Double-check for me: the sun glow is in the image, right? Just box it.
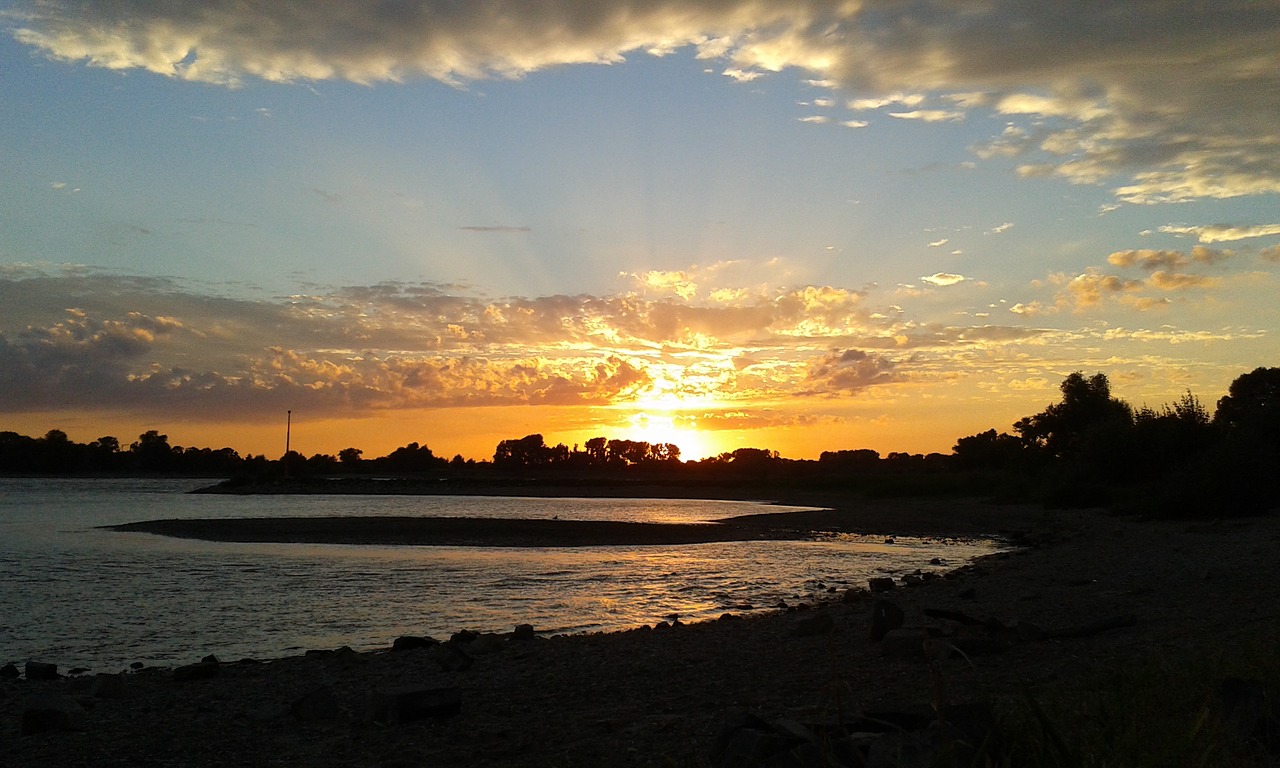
[615,409,722,461]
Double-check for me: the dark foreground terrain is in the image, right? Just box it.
[5,499,1279,766]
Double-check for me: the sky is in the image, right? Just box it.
[1,1,1278,462]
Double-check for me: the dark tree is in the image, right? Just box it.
[338,447,363,466]
[1214,367,1280,435]
[1014,372,1133,458]
[131,430,176,472]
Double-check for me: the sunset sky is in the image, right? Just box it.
[2,1,1278,461]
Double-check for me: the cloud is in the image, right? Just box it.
[804,348,899,394]
[12,2,1278,203]
[920,273,967,287]
[889,109,965,123]
[928,239,949,248]
[1108,249,1187,272]
[840,119,868,129]
[797,115,829,124]
[460,225,532,233]
[1158,223,1280,243]
[988,222,1014,235]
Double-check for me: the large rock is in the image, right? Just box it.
[512,623,536,640]
[367,686,461,724]
[869,577,896,593]
[25,661,59,680]
[391,635,438,652]
[1,662,20,679]
[869,599,905,642]
[429,643,475,672]
[173,660,220,681]
[467,633,505,655]
[22,695,85,735]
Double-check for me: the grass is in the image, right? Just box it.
[993,629,1280,767]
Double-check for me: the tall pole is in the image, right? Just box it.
[285,410,292,479]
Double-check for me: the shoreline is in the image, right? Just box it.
[7,500,1278,765]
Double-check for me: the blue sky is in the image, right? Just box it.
[1,1,1277,460]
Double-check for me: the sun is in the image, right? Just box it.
[615,410,723,461]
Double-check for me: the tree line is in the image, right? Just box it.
[3,366,1276,515]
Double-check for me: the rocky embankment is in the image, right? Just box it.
[4,503,1279,766]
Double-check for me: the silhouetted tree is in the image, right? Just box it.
[1214,367,1280,437]
[131,430,175,473]
[952,430,1024,471]
[1014,372,1133,458]
[338,447,363,466]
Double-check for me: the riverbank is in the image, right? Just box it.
[5,500,1278,766]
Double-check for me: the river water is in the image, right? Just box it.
[0,478,998,672]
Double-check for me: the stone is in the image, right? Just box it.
[173,661,220,681]
[429,642,474,672]
[0,662,19,679]
[869,599,905,642]
[881,629,927,660]
[391,635,438,652]
[367,686,461,724]
[90,672,127,699]
[22,695,85,735]
[450,629,479,645]
[291,684,342,722]
[25,661,59,680]
[790,611,835,638]
[512,623,536,640]
[200,654,220,665]
[467,633,504,655]
[869,577,896,593]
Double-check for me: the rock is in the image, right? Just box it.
[450,630,479,645]
[869,577,896,593]
[429,643,474,672]
[467,633,504,655]
[929,557,943,565]
[90,673,127,699]
[957,587,977,599]
[869,599,905,642]
[512,623,536,640]
[200,654,220,664]
[718,613,738,622]
[22,695,85,735]
[842,588,867,603]
[25,661,59,680]
[881,629,927,660]
[790,611,835,638]
[129,661,145,670]
[1,662,19,679]
[172,661,220,681]
[391,635,438,652]
[367,686,461,724]
[291,684,342,722]
[653,621,671,630]
[68,667,89,676]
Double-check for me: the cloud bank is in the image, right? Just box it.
[8,1,1279,203]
